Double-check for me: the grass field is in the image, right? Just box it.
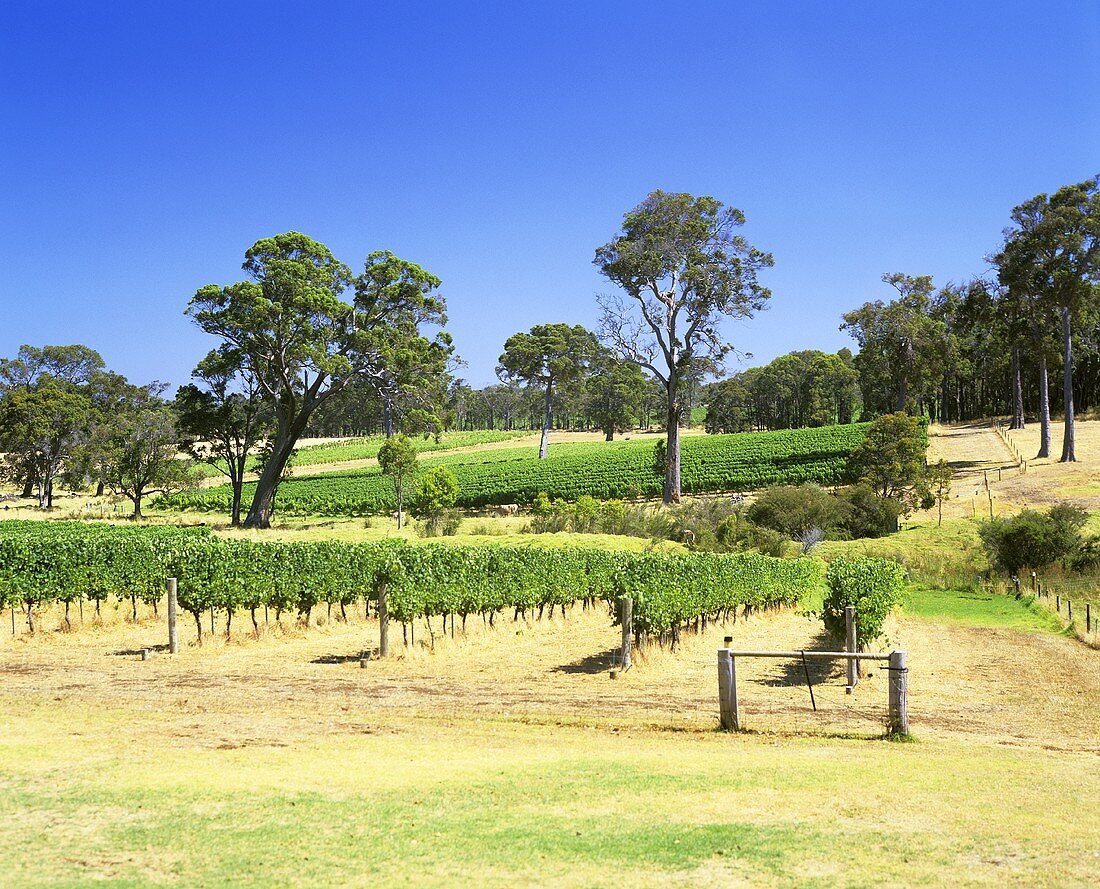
[3,565,1099,887]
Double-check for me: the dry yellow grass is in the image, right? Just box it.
[3,596,1100,887]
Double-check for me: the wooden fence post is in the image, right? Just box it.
[844,606,858,693]
[717,649,739,731]
[888,650,909,736]
[619,597,633,671]
[1087,603,1091,633]
[167,577,179,654]
[378,581,390,658]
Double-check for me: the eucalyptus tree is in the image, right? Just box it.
[595,190,773,503]
[0,344,105,496]
[583,352,646,440]
[0,380,91,508]
[841,274,948,416]
[101,385,193,519]
[997,177,1100,462]
[175,349,271,526]
[378,433,418,528]
[497,323,600,458]
[187,233,447,528]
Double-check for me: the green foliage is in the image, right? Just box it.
[705,350,861,433]
[747,484,838,538]
[978,503,1089,576]
[101,390,194,518]
[411,466,460,537]
[746,482,902,542]
[411,465,459,512]
[834,484,903,539]
[0,521,821,643]
[841,274,948,417]
[715,513,790,557]
[618,553,822,636]
[186,233,449,528]
[845,412,929,512]
[584,356,646,439]
[378,433,418,526]
[822,557,906,646]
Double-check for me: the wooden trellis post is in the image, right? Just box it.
[167,577,179,654]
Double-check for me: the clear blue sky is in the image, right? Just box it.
[2,1,1097,389]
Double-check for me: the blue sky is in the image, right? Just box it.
[1,1,1097,389]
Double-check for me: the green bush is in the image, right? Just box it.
[411,466,460,537]
[979,503,1089,576]
[747,484,839,537]
[822,556,905,646]
[835,484,903,538]
[0,520,822,642]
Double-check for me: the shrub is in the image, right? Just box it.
[979,503,1089,576]
[411,466,460,537]
[747,484,840,537]
[823,556,905,646]
[836,484,903,538]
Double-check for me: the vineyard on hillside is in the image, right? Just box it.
[0,521,823,638]
[164,423,871,517]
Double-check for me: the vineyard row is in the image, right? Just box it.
[0,521,823,638]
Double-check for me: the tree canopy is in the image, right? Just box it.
[595,190,773,502]
[187,232,448,527]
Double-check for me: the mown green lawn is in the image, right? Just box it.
[903,583,1066,633]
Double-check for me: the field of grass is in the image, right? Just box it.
[3,578,1099,887]
[193,429,534,478]
[163,423,870,517]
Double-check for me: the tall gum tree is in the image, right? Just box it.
[595,190,772,503]
[497,323,599,459]
[187,233,447,528]
[841,274,947,417]
[998,177,1100,462]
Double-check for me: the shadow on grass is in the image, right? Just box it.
[551,648,621,675]
[756,629,846,687]
[110,643,170,656]
[311,651,371,665]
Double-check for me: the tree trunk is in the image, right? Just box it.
[1037,355,1051,458]
[896,373,908,413]
[46,478,54,509]
[243,427,299,529]
[1060,306,1076,463]
[132,494,143,520]
[21,476,34,498]
[664,385,681,504]
[1010,346,1024,430]
[604,429,613,442]
[383,398,395,438]
[230,455,244,527]
[538,379,552,460]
